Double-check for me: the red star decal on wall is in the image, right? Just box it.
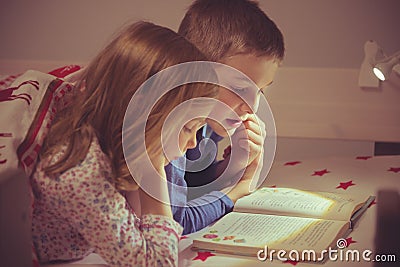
[284,161,302,166]
[312,169,330,176]
[336,180,355,190]
[345,237,357,247]
[193,251,216,261]
[283,260,299,265]
[356,156,372,160]
[388,167,400,173]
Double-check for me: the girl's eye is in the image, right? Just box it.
[183,125,192,133]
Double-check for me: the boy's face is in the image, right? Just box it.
[207,54,279,137]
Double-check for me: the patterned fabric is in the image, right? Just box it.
[0,73,21,90]
[31,137,182,266]
[48,65,81,78]
[0,70,72,266]
[0,69,76,184]
[2,66,182,266]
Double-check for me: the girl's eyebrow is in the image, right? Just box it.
[195,118,206,127]
[186,118,206,129]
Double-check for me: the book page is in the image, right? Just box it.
[234,187,367,221]
[193,212,348,254]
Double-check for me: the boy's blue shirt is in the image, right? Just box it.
[165,125,234,235]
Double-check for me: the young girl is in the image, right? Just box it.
[30,21,217,266]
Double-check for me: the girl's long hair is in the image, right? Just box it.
[41,21,217,191]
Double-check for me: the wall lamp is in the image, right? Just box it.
[358,40,400,88]
[373,53,400,81]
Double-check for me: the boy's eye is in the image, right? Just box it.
[232,87,246,93]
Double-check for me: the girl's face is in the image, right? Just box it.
[178,119,206,158]
[162,118,205,164]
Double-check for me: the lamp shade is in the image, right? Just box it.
[373,56,400,81]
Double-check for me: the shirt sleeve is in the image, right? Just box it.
[184,128,224,188]
[172,190,234,235]
[52,145,182,267]
[166,128,234,235]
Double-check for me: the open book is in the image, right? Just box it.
[192,187,375,262]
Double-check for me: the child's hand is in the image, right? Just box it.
[222,114,265,164]
[226,154,262,203]
[226,115,265,202]
[234,114,265,166]
[218,114,265,202]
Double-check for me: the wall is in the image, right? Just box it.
[0,0,191,71]
[264,67,399,160]
[267,67,400,143]
[1,0,399,158]
[1,0,399,69]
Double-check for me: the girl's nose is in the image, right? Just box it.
[186,134,197,150]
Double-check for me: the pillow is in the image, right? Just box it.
[1,69,77,265]
[0,70,74,184]
[48,64,81,78]
[0,73,21,91]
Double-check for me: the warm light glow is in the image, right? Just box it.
[372,55,400,82]
[359,40,400,86]
[236,187,335,217]
[373,67,386,81]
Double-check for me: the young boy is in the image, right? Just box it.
[166,0,285,234]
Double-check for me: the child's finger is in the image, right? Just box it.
[235,125,263,146]
[238,139,262,157]
[244,114,266,137]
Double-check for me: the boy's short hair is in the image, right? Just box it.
[178,0,285,62]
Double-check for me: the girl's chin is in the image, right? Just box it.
[163,154,183,165]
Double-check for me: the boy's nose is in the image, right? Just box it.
[238,94,260,115]
[238,101,255,116]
